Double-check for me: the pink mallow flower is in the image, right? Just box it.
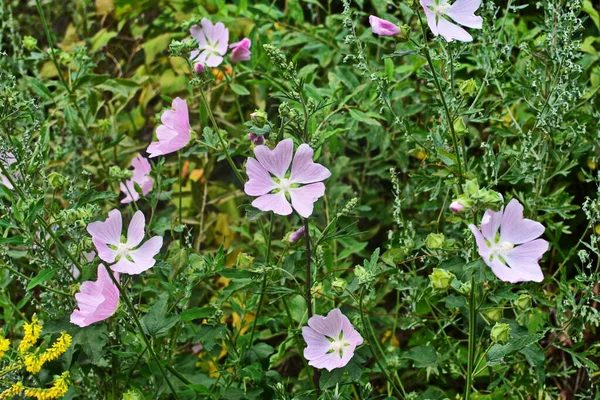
[70,264,119,327]
[302,308,363,371]
[369,16,401,36]
[0,152,16,189]
[147,98,191,158]
[420,0,483,42]
[449,200,464,213]
[87,210,163,275]
[248,133,264,146]
[120,155,154,203]
[244,139,331,218]
[469,199,548,283]
[190,18,229,68]
[229,38,251,63]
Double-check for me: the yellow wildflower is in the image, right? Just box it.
[19,315,42,352]
[0,381,25,399]
[40,332,72,365]
[0,336,9,359]
[24,353,44,374]
[24,372,70,400]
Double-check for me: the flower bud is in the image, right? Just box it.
[288,226,306,243]
[248,133,265,146]
[425,233,445,250]
[369,16,400,37]
[490,322,511,345]
[331,278,347,295]
[453,117,467,135]
[459,78,478,97]
[449,201,464,214]
[48,172,68,189]
[483,308,503,323]
[456,280,471,295]
[514,294,532,312]
[429,268,455,290]
[464,179,479,196]
[194,63,205,74]
[250,110,268,127]
[23,36,37,50]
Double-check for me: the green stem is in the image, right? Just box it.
[104,266,182,399]
[417,11,465,189]
[282,297,316,390]
[359,288,404,399]
[465,276,477,399]
[178,150,184,243]
[0,262,70,297]
[303,219,313,319]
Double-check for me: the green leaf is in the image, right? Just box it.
[180,307,215,322]
[348,108,381,126]
[319,367,344,389]
[76,189,118,207]
[401,345,438,368]
[219,268,256,280]
[487,333,544,365]
[195,324,227,351]
[230,83,250,96]
[90,28,118,52]
[141,295,180,337]
[73,324,109,364]
[26,269,55,290]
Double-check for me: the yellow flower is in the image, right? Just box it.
[24,353,44,374]
[24,332,72,373]
[23,372,70,400]
[19,315,42,352]
[0,381,24,399]
[0,336,9,359]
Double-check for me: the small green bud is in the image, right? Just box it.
[483,308,503,323]
[514,294,532,312]
[425,233,445,250]
[395,24,411,42]
[490,322,511,345]
[23,36,38,51]
[109,165,133,180]
[459,78,478,97]
[236,253,254,269]
[429,268,455,290]
[331,278,347,295]
[464,179,479,196]
[59,51,72,64]
[48,172,68,189]
[453,117,467,135]
[355,265,375,286]
[456,280,472,295]
[250,110,268,127]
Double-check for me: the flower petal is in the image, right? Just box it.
[307,308,343,338]
[289,183,325,218]
[254,138,293,179]
[499,199,545,245]
[437,17,473,42]
[251,192,293,216]
[113,236,163,275]
[290,144,331,185]
[93,238,117,263]
[447,0,483,28]
[469,224,491,258]
[87,209,122,246]
[127,211,145,247]
[420,0,439,36]
[245,158,277,196]
[481,207,504,243]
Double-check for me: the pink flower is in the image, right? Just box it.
[244,139,331,218]
[0,152,16,189]
[420,0,483,42]
[87,210,163,275]
[289,226,306,243]
[194,63,205,74]
[120,155,154,203]
[147,98,191,158]
[248,133,264,146]
[190,18,229,68]
[302,309,363,371]
[70,264,119,327]
[449,201,464,213]
[229,38,251,63]
[469,199,548,283]
[369,16,401,36]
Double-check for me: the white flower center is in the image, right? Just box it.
[115,242,131,258]
[328,332,350,358]
[277,178,292,193]
[432,2,452,16]
[488,240,514,264]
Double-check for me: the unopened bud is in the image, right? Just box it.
[248,133,265,146]
[250,109,268,127]
[331,278,347,295]
[194,63,205,74]
[483,308,503,323]
[429,268,455,290]
[449,201,464,213]
[23,36,37,50]
[514,294,532,312]
[425,233,445,250]
[490,322,511,345]
[288,226,306,243]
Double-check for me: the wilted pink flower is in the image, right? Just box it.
[244,139,331,218]
[229,38,251,63]
[190,18,229,68]
[248,133,264,146]
[369,15,401,36]
[449,201,464,213]
[120,155,154,203]
[302,308,363,371]
[87,210,163,275]
[469,199,548,283]
[421,0,483,42]
[0,152,16,189]
[289,226,306,243]
[70,264,119,327]
[147,98,191,158]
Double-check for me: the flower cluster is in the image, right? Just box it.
[189,18,252,70]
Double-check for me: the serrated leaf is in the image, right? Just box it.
[141,295,179,337]
[180,307,215,322]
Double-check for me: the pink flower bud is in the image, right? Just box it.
[449,201,464,214]
[289,226,306,243]
[369,15,401,37]
[250,112,256,120]
[194,63,205,74]
[229,38,251,63]
[248,133,265,146]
